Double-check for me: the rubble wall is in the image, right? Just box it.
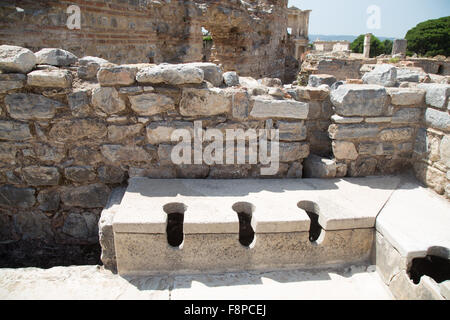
[0,0,291,79]
[328,85,425,177]
[412,84,450,197]
[0,50,310,266]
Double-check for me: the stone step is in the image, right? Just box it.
[110,177,401,276]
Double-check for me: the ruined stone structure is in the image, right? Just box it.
[313,41,350,53]
[287,6,311,62]
[0,0,311,82]
[0,41,449,299]
[363,33,372,59]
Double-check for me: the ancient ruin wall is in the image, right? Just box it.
[328,85,424,177]
[0,54,312,266]
[412,84,450,196]
[0,0,291,80]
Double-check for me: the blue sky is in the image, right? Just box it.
[289,0,450,38]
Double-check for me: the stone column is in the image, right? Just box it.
[363,33,372,58]
[392,39,407,56]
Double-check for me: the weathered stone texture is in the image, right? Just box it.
[250,98,309,120]
[27,69,72,88]
[180,88,231,117]
[61,184,110,208]
[35,48,77,67]
[129,93,175,116]
[331,85,387,117]
[97,66,137,86]
[5,93,61,120]
[91,87,126,115]
[0,45,36,73]
[136,64,204,85]
[362,64,397,87]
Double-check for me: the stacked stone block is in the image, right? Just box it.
[413,84,450,197]
[0,46,311,260]
[329,85,425,176]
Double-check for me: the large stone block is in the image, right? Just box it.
[22,166,60,186]
[440,135,450,168]
[392,108,422,124]
[331,85,387,117]
[107,124,143,142]
[0,185,35,208]
[294,86,330,101]
[61,184,110,208]
[5,93,61,120]
[27,69,72,88]
[279,142,310,162]
[64,166,96,183]
[49,119,107,142]
[78,56,109,80]
[277,121,307,141]
[223,71,239,87]
[250,98,309,120]
[386,88,425,106]
[0,143,17,161]
[14,211,53,240]
[97,66,137,86]
[91,87,126,115]
[379,128,415,142]
[68,90,90,117]
[308,74,336,88]
[146,121,193,145]
[424,108,450,131]
[97,166,126,184]
[348,157,377,177]
[180,88,231,117]
[303,154,336,178]
[418,84,450,109]
[101,144,152,163]
[136,64,204,85]
[362,64,397,87]
[129,93,175,116]
[227,89,250,120]
[35,48,78,66]
[396,67,424,83]
[37,189,60,212]
[0,120,32,141]
[0,45,36,73]
[328,124,379,140]
[332,141,358,160]
[0,74,26,93]
[187,63,223,87]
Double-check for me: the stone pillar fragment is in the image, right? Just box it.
[363,33,372,59]
[392,39,407,56]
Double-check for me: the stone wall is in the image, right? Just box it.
[0,0,294,80]
[412,84,450,197]
[329,85,425,177]
[0,46,312,266]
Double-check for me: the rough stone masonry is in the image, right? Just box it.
[0,44,449,268]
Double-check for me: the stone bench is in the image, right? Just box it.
[111,177,400,276]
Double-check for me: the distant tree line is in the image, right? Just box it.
[350,35,393,58]
[350,16,449,58]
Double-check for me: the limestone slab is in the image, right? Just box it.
[114,229,373,276]
[376,181,450,259]
[114,177,401,234]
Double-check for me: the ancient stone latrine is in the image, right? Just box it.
[0,1,448,283]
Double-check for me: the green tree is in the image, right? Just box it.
[383,39,393,55]
[405,16,450,57]
[350,34,385,58]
